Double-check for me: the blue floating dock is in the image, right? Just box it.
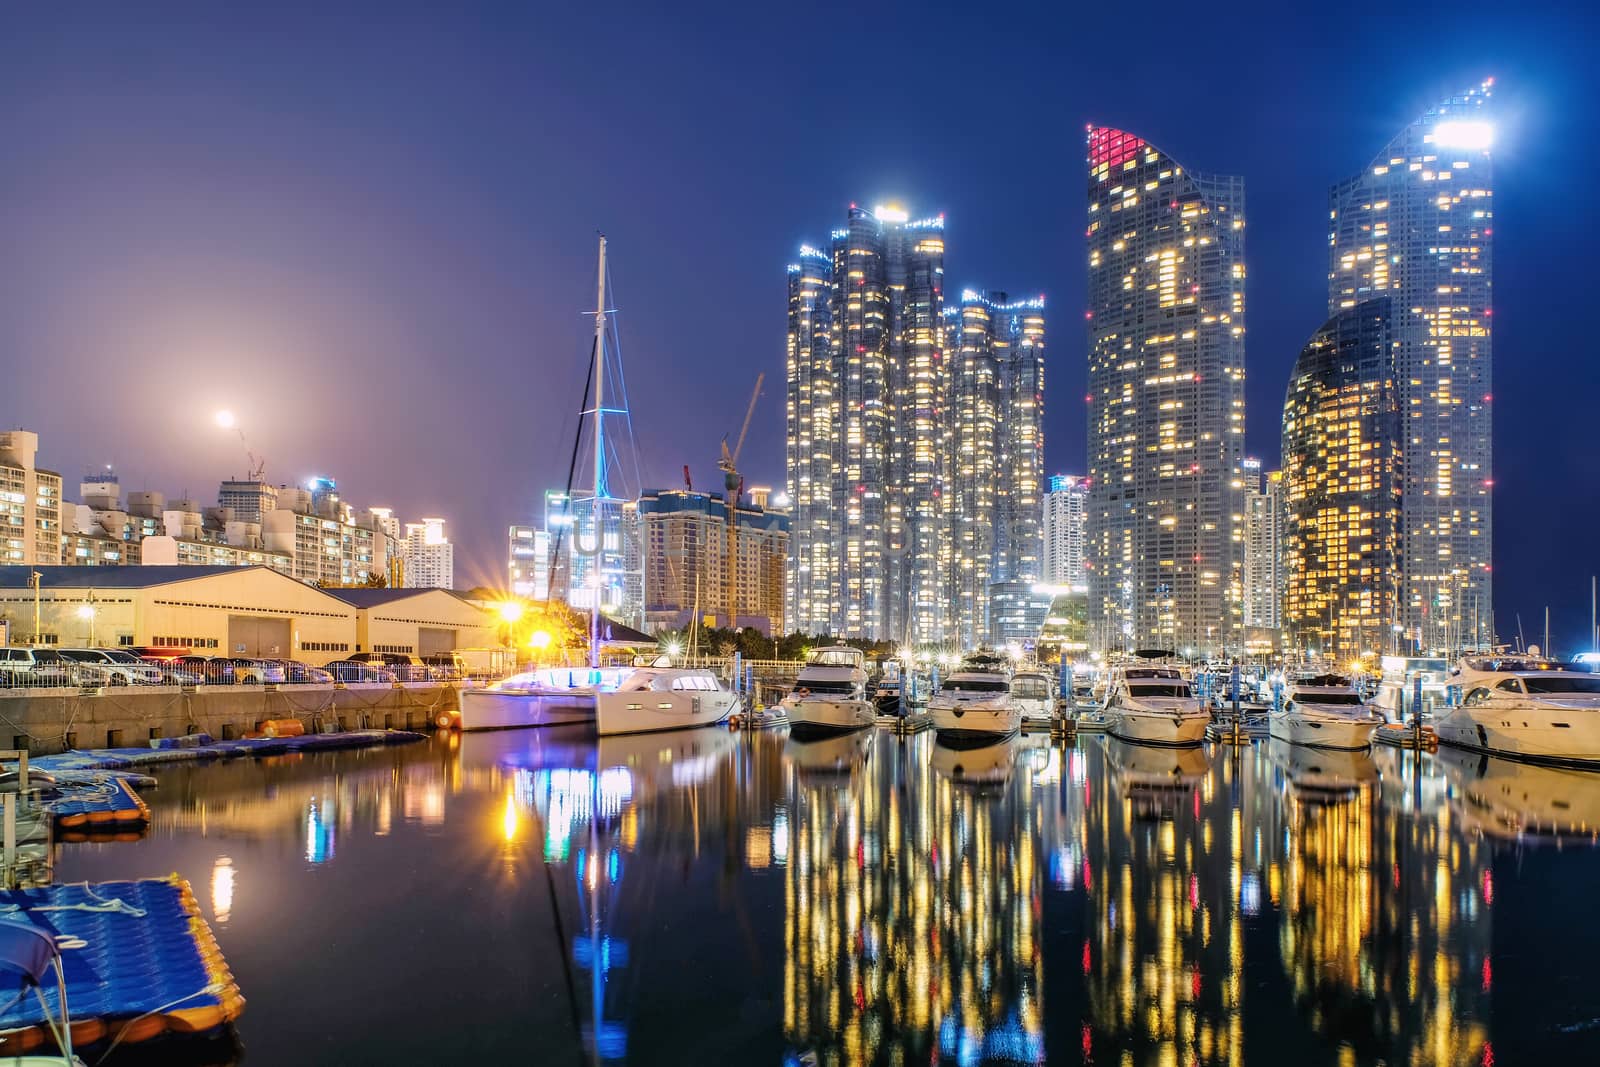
[31,728,425,774]
[0,876,244,1055]
[43,776,150,832]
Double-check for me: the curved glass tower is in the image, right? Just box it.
[1084,127,1247,655]
[1281,299,1401,659]
[1329,80,1494,652]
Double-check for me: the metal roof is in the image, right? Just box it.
[0,565,268,590]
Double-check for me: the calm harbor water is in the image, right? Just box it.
[56,726,1600,1066]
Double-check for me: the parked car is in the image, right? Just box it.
[135,654,205,686]
[57,648,163,686]
[176,656,287,685]
[0,647,75,687]
[93,648,198,685]
[347,652,433,682]
[324,660,397,684]
[421,652,465,681]
[274,660,334,685]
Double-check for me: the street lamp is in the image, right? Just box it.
[77,602,97,647]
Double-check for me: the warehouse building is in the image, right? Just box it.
[0,566,496,659]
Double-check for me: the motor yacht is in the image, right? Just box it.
[1009,668,1055,726]
[781,646,875,737]
[458,665,634,730]
[1102,665,1209,746]
[595,666,741,736]
[928,651,1019,744]
[1436,655,1600,765]
[1268,673,1381,750]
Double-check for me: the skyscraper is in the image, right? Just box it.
[1043,474,1089,588]
[786,205,947,642]
[1084,127,1247,655]
[1329,80,1494,651]
[785,206,1044,645]
[785,244,835,637]
[1241,460,1284,633]
[1281,299,1401,659]
[945,289,1047,646]
[403,517,454,589]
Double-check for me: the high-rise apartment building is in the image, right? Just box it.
[1281,299,1401,659]
[0,430,63,566]
[785,207,1045,644]
[403,517,454,589]
[218,480,278,525]
[784,245,835,637]
[1329,81,1494,651]
[1241,460,1284,632]
[637,488,789,635]
[1084,127,1247,656]
[509,525,551,599]
[1043,474,1089,588]
[946,290,1047,646]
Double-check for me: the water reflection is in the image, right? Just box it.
[47,727,1600,1065]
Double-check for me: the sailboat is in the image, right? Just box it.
[461,235,641,731]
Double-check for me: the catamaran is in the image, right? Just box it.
[460,235,641,732]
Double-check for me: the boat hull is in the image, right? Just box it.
[595,690,737,737]
[1268,713,1379,751]
[928,701,1022,743]
[458,688,595,731]
[1434,707,1600,766]
[1107,708,1209,747]
[784,697,876,737]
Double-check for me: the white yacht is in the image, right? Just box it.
[1009,669,1055,726]
[1102,665,1209,747]
[1269,673,1381,750]
[1436,655,1600,765]
[458,665,633,731]
[595,666,740,736]
[928,651,1019,744]
[782,646,875,737]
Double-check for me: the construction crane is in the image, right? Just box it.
[719,373,763,630]
[720,372,763,496]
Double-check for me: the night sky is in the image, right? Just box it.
[2,3,1596,647]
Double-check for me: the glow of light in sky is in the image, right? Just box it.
[215,409,237,430]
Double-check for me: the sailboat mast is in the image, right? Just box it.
[590,235,608,670]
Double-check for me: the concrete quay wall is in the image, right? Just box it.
[0,684,459,755]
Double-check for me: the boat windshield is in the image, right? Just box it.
[943,678,1008,693]
[1522,676,1600,695]
[1295,692,1364,705]
[808,649,862,668]
[793,679,857,695]
[1127,683,1191,698]
[1011,678,1050,699]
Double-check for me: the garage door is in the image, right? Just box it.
[228,616,292,657]
[418,628,455,656]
